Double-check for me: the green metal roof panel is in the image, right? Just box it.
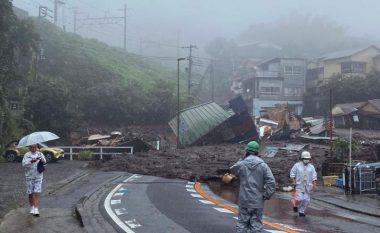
[169,102,233,146]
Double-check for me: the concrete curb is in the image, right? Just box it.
[73,173,125,228]
[312,195,380,218]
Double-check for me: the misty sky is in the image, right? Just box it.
[13,0,380,58]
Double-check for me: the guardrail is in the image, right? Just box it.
[60,146,133,160]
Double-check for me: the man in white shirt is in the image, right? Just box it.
[290,151,317,217]
[22,144,46,216]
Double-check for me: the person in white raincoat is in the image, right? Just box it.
[290,151,317,217]
[22,144,46,217]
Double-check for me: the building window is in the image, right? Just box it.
[284,87,302,96]
[284,65,292,74]
[284,65,303,74]
[260,86,280,96]
[293,66,302,74]
[341,62,366,73]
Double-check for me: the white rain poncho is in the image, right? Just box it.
[290,161,317,193]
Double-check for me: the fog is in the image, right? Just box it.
[13,0,380,59]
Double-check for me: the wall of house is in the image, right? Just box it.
[374,58,380,72]
[361,103,380,114]
[351,47,380,72]
[280,59,306,101]
[322,47,380,80]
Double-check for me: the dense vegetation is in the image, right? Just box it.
[303,72,380,116]
[0,1,39,152]
[25,19,178,138]
[1,2,181,148]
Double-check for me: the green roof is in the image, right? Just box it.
[169,102,233,146]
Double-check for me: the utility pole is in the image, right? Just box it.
[181,45,197,106]
[53,0,65,27]
[123,4,127,51]
[73,8,77,33]
[210,60,214,101]
[54,0,58,25]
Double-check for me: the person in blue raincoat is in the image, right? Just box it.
[228,141,276,233]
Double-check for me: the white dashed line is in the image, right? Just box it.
[213,207,234,214]
[111,199,121,205]
[266,230,287,233]
[191,193,203,198]
[186,185,194,188]
[115,208,128,215]
[187,182,195,185]
[125,219,142,229]
[105,174,140,233]
[113,192,124,196]
[198,200,215,205]
[186,188,197,193]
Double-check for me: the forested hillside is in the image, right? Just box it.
[1,3,179,148]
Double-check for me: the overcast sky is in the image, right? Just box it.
[13,0,380,58]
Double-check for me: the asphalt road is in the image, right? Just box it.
[1,161,380,233]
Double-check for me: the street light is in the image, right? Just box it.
[349,114,359,193]
[177,57,186,149]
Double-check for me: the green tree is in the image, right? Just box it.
[0,1,38,152]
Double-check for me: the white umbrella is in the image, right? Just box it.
[17,131,60,148]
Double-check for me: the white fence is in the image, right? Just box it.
[60,146,133,160]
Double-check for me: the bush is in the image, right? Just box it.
[78,150,92,160]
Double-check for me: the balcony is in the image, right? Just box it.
[255,70,283,79]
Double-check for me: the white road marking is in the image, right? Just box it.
[213,207,234,214]
[105,174,139,233]
[266,230,287,233]
[115,208,128,215]
[111,199,121,205]
[187,181,195,185]
[125,219,142,229]
[199,200,214,205]
[186,188,196,193]
[233,217,238,220]
[113,192,124,196]
[191,193,203,198]
[186,185,193,188]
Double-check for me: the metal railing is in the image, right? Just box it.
[354,167,377,193]
[60,146,133,160]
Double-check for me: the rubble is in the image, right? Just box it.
[90,140,330,189]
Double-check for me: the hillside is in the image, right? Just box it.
[18,19,180,139]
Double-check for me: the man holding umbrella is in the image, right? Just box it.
[22,144,46,216]
[19,131,59,216]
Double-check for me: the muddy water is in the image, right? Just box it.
[206,180,376,233]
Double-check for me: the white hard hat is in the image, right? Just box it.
[301,151,311,159]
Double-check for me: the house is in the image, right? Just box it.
[307,46,380,87]
[242,58,306,116]
[332,99,380,129]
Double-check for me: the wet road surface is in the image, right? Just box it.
[208,181,380,233]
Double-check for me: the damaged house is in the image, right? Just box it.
[168,97,258,147]
[332,99,380,129]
